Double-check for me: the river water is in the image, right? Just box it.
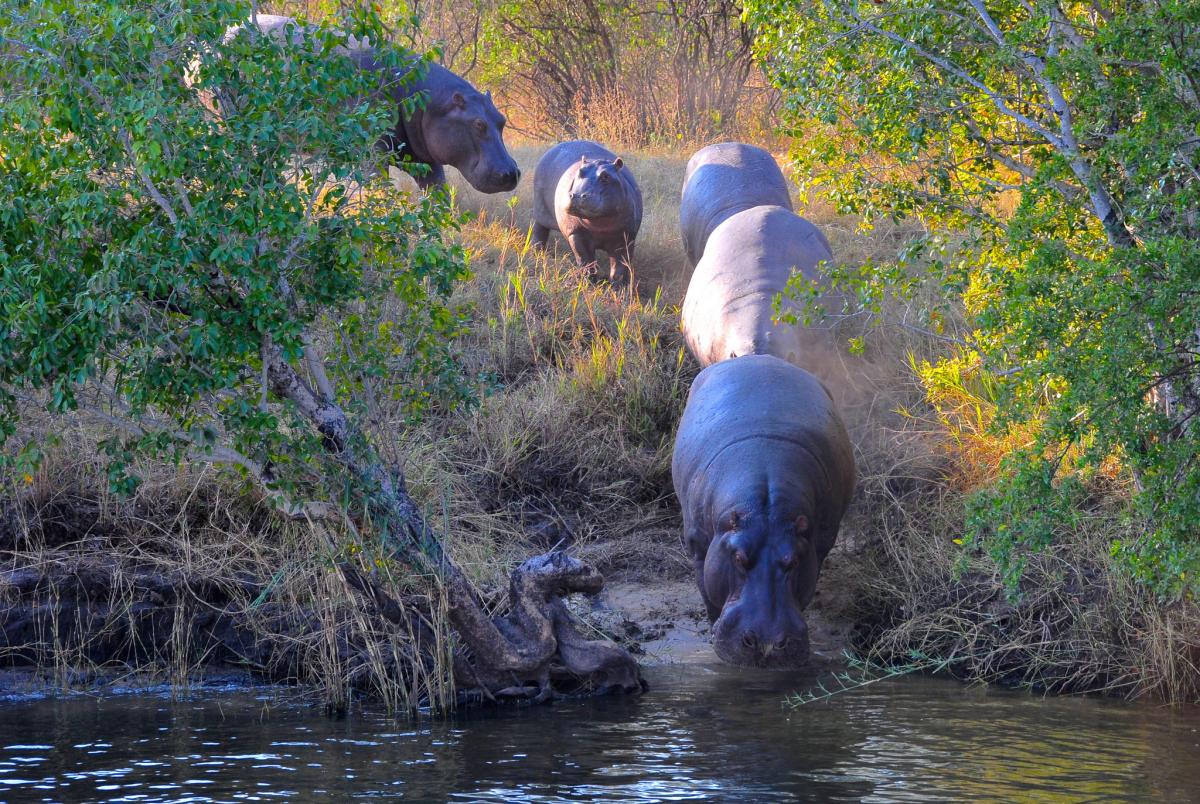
[0,664,1197,802]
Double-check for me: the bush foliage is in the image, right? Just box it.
[0,1,472,511]
[747,0,1200,597]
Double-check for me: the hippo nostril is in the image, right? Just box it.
[774,638,790,652]
[742,633,757,649]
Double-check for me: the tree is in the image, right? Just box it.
[745,0,1200,596]
[0,0,640,704]
[476,0,759,144]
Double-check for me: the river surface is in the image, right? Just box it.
[0,664,1198,802]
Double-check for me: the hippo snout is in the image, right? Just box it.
[478,165,518,193]
[741,631,800,655]
[497,165,520,190]
[566,191,593,216]
[712,599,811,668]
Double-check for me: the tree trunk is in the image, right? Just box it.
[264,344,645,704]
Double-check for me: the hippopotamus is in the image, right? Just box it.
[679,142,794,267]
[672,354,855,666]
[531,140,643,288]
[226,15,519,193]
[680,204,837,370]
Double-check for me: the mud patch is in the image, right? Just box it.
[594,580,713,664]
[591,579,852,668]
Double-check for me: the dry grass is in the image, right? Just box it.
[444,145,1200,703]
[824,451,1200,702]
[550,82,782,153]
[0,429,455,713]
[405,158,699,582]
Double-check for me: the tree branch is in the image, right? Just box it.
[964,0,1133,247]
[842,12,1064,148]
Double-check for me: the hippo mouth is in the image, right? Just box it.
[710,603,812,669]
[468,169,520,194]
[565,197,611,220]
[459,152,520,194]
[565,200,591,218]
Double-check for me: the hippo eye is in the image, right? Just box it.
[733,549,748,572]
[599,172,611,184]
[473,119,488,135]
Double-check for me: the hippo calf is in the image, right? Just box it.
[672,354,855,667]
[679,142,793,267]
[532,140,643,288]
[232,15,519,193]
[681,204,837,370]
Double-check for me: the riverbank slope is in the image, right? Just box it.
[3,143,1196,705]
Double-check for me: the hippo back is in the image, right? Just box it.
[679,143,794,267]
[681,205,835,369]
[533,140,617,231]
[672,354,855,554]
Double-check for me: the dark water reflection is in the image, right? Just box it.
[1,664,1198,802]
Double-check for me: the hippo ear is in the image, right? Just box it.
[451,91,467,109]
[613,157,623,170]
[795,514,810,534]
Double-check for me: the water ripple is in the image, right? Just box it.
[0,668,1194,801]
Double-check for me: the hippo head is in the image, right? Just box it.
[564,156,629,221]
[693,486,821,668]
[422,88,520,193]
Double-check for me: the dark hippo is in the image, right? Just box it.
[679,142,793,267]
[531,140,643,288]
[672,354,855,667]
[681,204,837,370]
[230,15,519,193]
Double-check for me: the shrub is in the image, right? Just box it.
[748,0,1200,599]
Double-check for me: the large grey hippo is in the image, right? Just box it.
[679,142,794,267]
[680,204,837,370]
[672,354,855,666]
[224,15,519,193]
[532,140,643,288]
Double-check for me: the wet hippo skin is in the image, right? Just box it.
[671,354,855,667]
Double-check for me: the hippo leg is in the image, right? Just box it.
[609,241,635,290]
[531,222,551,250]
[695,558,722,622]
[566,233,600,282]
[608,255,632,290]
